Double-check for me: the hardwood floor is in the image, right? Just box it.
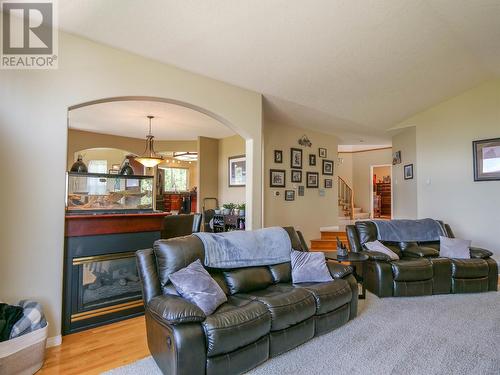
[40,316,149,375]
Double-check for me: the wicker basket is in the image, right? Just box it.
[0,323,48,375]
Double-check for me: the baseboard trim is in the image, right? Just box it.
[46,335,62,348]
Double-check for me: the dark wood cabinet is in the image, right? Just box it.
[376,182,391,216]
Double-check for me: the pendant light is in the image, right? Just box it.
[136,115,164,168]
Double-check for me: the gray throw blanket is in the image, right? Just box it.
[372,219,446,242]
[193,227,291,268]
[9,300,47,339]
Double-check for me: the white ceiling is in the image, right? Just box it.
[68,100,236,140]
[59,0,500,144]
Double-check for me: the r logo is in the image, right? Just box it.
[2,2,53,54]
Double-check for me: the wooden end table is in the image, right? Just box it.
[323,251,369,299]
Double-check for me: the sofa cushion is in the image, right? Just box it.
[223,267,274,295]
[268,262,291,283]
[236,284,316,331]
[295,279,352,315]
[451,259,489,279]
[469,247,493,259]
[202,297,271,357]
[391,259,433,282]
[290,250,333,283]
[355,221,378,244]
[169,260,227,315]
[403,245,440,258]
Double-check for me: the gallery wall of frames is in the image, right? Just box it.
[270,137,334,202]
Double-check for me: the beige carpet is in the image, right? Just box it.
[103,291,500,375]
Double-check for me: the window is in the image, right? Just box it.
[87,160,107,194]
[162,167,189,192]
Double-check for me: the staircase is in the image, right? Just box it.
[310,227,349,251]
[338,177,370,226]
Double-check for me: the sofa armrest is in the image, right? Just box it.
[404,246,439,258]
[147,294,206,325]
[361,251,391,261]
[326,261,353,278]
[470,247,493,259]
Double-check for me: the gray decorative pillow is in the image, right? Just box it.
[291,250,333,283]
[439,236,471,259]
[364,240,399,260]
[169,259,227,315]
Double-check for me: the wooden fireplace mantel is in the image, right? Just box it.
[65,212,170,237]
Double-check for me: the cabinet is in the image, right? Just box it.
[375,182,391,217]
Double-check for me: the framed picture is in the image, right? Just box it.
[228,155,246,187]
[298,185,305,196]
[473,138,500,181]
[285,190,295,201]
[306,172,319,188]
[322,159,334,175]
[392,150,402,165]
[290,148,303,169]
[404,164,414,180]
[274,150,283,163]
[324,178,332,188]
[319,148,327,158]
[309,154,316,166]
[270,169,286,187]
[291,169,302,183]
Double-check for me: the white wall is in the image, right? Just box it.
[264,122,339,243]
[392,126,418,218]
[396,79,500,262]
[0,32,262,339]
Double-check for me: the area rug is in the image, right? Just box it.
[103,291,500,375]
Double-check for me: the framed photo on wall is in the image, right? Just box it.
[270,169,286,187]
[392,150,402,165]
[404,164,414,180]
[290,148,303,169]
[285,190,295,201]
[322,159,334,175]
[228,155,246,187]
[319,148,327,158]
[309,154,316,166]
[324,178,332,188]
[291,170,302,183]
[306,172,319,188]
[473,138,500,181]
[298,185,305,196]
[274,150,283,163]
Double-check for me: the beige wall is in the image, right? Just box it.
[396,79,500,262]
[338,148,392,214]
[67,129,197,168]
[198,137,219,211]
[218,135,246,206]
[0,32,262,340]
[392,126,417,219]
[264,122,339,243]
[336,152,353,187]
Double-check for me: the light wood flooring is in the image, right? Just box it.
[39,316,149,375]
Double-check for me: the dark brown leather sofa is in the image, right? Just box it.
[346,221,498,297]
[136,228,358,375]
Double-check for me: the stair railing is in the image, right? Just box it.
[338,176,354,220]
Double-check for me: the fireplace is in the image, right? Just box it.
[63,213,167,334]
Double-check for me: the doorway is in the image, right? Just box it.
[370,164,392,219]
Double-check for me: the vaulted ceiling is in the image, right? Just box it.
[59,0,500,144]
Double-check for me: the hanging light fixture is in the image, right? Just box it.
[136,115,164,168]
[173,152,198,162]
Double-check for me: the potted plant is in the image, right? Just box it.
[222,203,233,215]
[238,203,246,217]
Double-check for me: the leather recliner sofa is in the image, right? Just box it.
[136,228,358,375]
[346,221,498,297]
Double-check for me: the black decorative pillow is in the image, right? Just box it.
[169,259,227,315]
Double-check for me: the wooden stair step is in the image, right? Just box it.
[320,231,347,240]
[310,238,350,251]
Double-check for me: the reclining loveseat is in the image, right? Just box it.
[136,227,358,375]
[346,220,498,297]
